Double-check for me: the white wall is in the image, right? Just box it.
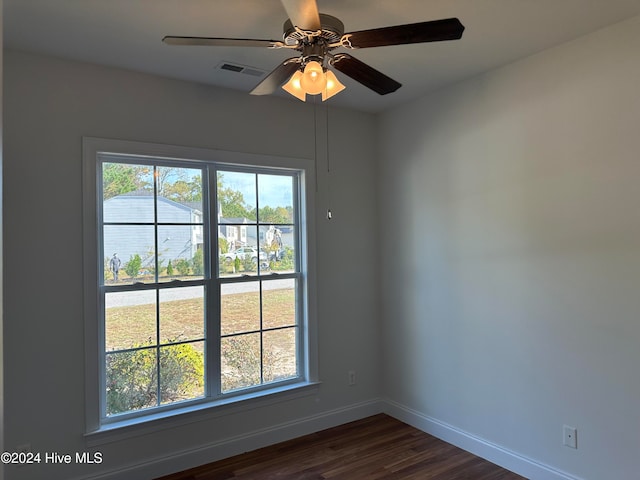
[3,51,380,480]
[379,15,640,480]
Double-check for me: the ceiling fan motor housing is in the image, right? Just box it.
[283,14,345,45]
[283,14,345,70]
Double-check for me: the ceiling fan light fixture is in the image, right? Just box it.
[322,70,346,101]
[300,60,327,95]
[282,70,306,101]
[282,63,346,102]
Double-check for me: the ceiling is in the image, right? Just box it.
[5,0,640,113]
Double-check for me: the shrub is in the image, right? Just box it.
[106,340,204,416]
[221,336,261,392]
[146,258,165,276]
[175,258,191,276]
[271,246,294,271]
[218,237,229,254]
[125,254,142,279]
[241,254,256,272]
[104,257,111,282]
[192,249,204,275]
[166,260,174,276]
[221,335,288,392]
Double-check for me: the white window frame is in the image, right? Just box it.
[82,137,318,444]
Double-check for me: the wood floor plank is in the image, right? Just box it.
[155,414,527,480]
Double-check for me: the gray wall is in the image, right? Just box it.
[3,51,380,480]
[378,15,640,480]
[0,2,5,478]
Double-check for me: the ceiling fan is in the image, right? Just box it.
[163,0,464,102]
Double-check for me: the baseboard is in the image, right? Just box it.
[76,397,582,480]
[383,399,582,480]
[80,398,384,480]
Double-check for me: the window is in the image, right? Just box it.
[83,138,317,433]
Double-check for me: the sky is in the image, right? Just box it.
[219,170,294,208]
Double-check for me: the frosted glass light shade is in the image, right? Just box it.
[322,70,346,101]
[282,71,306,101]
[300,61,327,95]
[282,65,346,102]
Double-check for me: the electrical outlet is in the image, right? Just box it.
[348,370,356,386]
[563,425,577,449]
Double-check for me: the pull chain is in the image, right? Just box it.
[325,102,333,220]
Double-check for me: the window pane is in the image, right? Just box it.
[217,171,256,222]
[106,347,158,416]
[259,225,292,274]
[159,342,205,405]
[218,230,235,277]
[261,225,296,274]
[221,282,260,335]
[157,225,204,281]
[103,225,155,284]
[262,279,296,329]
[156,166,203,223]
[159,287,204,343]
[218,227,265,277]
[263,328,297,383]
[221,333,261,392]
[105,290,156,351]
[102,163,154,223]
[258,174,295,224]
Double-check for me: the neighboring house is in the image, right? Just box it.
[104,193,293,266]
[218,217,252,250]
[218,217,294,253]
[103,191,203,269]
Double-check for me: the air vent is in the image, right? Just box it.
[216,62,266,77]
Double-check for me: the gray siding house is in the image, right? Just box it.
[103,192,203,270]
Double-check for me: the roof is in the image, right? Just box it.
[219,217,254,224]
[108,191,202,214]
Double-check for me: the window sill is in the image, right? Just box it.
[85,381,321,447]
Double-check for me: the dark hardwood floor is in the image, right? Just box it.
[156,414,527,480]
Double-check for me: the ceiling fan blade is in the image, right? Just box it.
[280,0,321,30]
[163,36,278,48]
[250,59,301,96]
[332,54,401,95]
[343,18,464,49]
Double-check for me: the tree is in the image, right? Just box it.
[219,187,252,218]
[217,173,253,219]
[102,163,151,199]
[257,205,293,224]
[157,168,202,203]
[162,178,202,203]
[103,163,203,204]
